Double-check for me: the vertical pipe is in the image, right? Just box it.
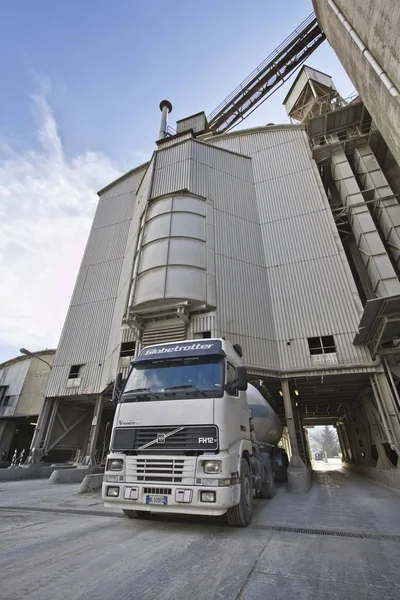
[158,100,173,140]
[281,380,302,466]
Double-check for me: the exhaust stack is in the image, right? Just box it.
[159,100,173,140]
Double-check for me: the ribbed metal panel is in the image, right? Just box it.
[81,220,130,266]
[261,210,338,268]
[0,358,31,397]
[142,319,187,347]
[151,159,191,199]
[215,254,278,368]
[14,353,54,416]
[156,141,192,170]
[188,312,216,337]
[158,133,193,149]
[212,127,374,371]
[176,113,207,135]
[255,169,326,224]
[214,210,265,267]
[47,164,148,398]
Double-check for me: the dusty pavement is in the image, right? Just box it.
[0,463,400,600]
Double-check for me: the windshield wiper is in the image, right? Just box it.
[123,388,159,400]
[163,385,207,397]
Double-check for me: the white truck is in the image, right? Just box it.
[102,338,288,526]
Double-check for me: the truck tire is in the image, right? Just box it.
[227,459,253,527]
[123,509,151,519]
[260,456,276,499]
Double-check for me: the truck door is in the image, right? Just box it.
[226,362,250,440]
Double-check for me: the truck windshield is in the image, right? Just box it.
[122,356,224,401]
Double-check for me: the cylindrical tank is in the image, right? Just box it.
[247,383,283,446]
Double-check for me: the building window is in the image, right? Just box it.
[0,387,10,407]
[194,331,211,339]
[120,342,136,357]
[68,364,84,379]
[0,386,9,405]
[308,336,336,355]
[307,336,337,365]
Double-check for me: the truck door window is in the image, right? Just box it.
[227,362,238,396]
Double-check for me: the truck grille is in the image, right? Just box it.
[113,425,218,452]
[126,457,196,484]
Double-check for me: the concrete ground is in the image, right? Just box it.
[0,460,399,600]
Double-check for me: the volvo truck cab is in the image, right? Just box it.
[102,338,288,526]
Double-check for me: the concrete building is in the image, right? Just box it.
[26,2,400,488]
[313,0,400,167]
[0,350,55,463]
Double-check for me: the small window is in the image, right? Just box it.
[0,386,7,403]
[69,364,84,379]
[194,331,211,339]
[226,362,238,396]
[120,342,136,357]
[2,396,10,406]
[307,336,336,356]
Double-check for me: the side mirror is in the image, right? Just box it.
[112,373,123,406]
[236,366,248,391]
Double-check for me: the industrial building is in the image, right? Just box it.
[27,1,400,489]
[0,350,55,463]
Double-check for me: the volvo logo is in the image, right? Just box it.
[118,419,141,425]
[157,433,166,443]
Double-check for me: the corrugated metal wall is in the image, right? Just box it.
[0,358,31,416]
[207,126,374,370]
[14,352,55,416]
[47,166,147,397]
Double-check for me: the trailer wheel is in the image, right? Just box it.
[260,456,276,499]
[123,509,151,520]
[227,459,253,527]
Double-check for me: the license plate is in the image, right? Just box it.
[146,495,168,506]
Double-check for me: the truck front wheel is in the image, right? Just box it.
[123,509,151,520]
[227,459,253,527]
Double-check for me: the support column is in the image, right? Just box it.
[363,393,393,469]
[343,419,354,461]
[331,148,400,296]
[82,395,104,465]
[354,144,400,271]
[374,371,400,453]
[281,380,311,493]
[336,424,349,462]
[26,397,54,464]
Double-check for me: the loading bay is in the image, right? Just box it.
[0,461,399,600]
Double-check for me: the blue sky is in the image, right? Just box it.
[0,0,354,363]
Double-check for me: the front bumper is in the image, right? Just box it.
[102,482,240,516]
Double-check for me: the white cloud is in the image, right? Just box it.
[0,81,123,352]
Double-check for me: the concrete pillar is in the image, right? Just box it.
[26,397,54,464]
[281,380,311,493]
[331,148,400,297]
[82,395,104,465]
[363,392,393,469]
[336,424,349,462]
[374,371,400,452]
[341,420,353,462]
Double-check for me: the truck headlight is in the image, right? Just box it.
[203,460,222,474]
[107,459,124,471]
[106,486,119,497]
